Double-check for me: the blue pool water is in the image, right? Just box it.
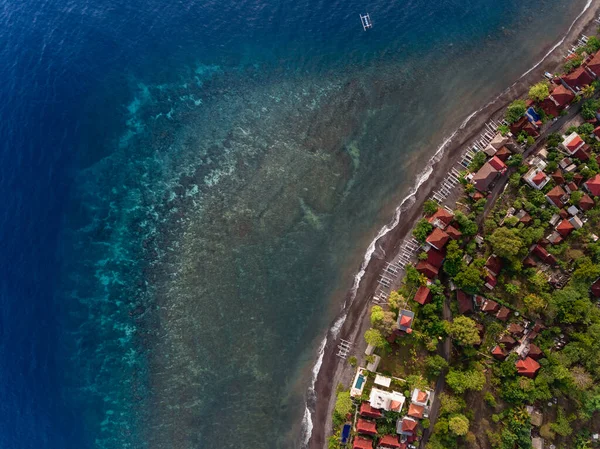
[0,0,589,448]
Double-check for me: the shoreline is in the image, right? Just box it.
[304,1,600,448]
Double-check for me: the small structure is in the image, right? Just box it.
[353,436,373,449]
[562,65,594,91]
[491,345,508,360]
[499,334,518,350]
[561,132,585,156]
[495,146,512,161]
[484,272,497,290]
[357,418,378,436]
[397,417,418,438]
[556,219,574,237]
[524,168,550,190]
[360,402,383,419]
[374,374,392,388]
[445,225,462,240]
[489,155,507,172]
[569,215,584,229]
[579,193,595,211]
[507,323,524,337]
[351,368,368,397]
[496,306,511,322]
[369,388,405,412]
[413,285,432,305]
[427,207,454,229]
[527,343,543,360]
[584,173,600,196]
[485,255,503,277]
[415,261,438,279]
[531,437,544,449]
[481,298,500,314]
[516,357,541,378]
[456,290,473,314]
[551,169,565,185]
[378,435,402,449]
[426,227,450,251]
[546,185,568,208]
[397,309,415,333]
[367,355,381,372]
[360,13,372,30]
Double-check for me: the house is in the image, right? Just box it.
[378,435,402,449]
[426,227,450,251]
[516,210,532,224]
[484,272,497,290]
[495,146,512,161]
[481,298,500,313]
[507,323,524,337]
[524,168,550,189]
[496,306,511,322]
[357,419,378,436]
[527,344,543,360]
[397,309,415,333]
[594,125,600,140]
[556,219,575,237]
[547,231,563,245]
[591,278,600,297]
[445,225,462,240]
[369,388,405,412]
[408,388,431,419]
[561,132,585,156]
[574,173,584,186]
[551,169,565,185]
[540,84,574,117]
[491,345,508,360]
[532,244,553,264]
[415,261,438,279]
[456,290,473,314]
[499,334,518,350]
[546,185,568,208]
[413,286,432,305]
[489,156,507,172]
[562,65,594,91]
[397,417,418,437]
[427,207,454,229]
[353,436,373,449]
[510,116,539,137]
[472,161,500,192]
[426,248,446,270]
[559,157,573,169]
[584,173,600,196]
[516,357,541,378]
[567,205,579,216]
[569,215,584,229]
[585,50,600,77]
[489,133,509,150]
[485,255,503,277]
[579,193,595,211]
[360,402,383,419]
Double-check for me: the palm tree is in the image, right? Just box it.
[582,84,595,98]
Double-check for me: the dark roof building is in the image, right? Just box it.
[528,344,543,360]
[360,402,383,419]
[413,286,432,305]
[562,66,594,90]
[492,345,508,360]
[579,193,595,211]
[546,185,567,208]
[495,146,512,161]
[472,162,500,192]
[499,334,518,350]
[456,290,473,314]
[485,255,503,277]
[415,261,438,279]
[496,306,511,322]
[427,207,454,229]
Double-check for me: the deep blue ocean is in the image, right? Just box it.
[0,0,589,447]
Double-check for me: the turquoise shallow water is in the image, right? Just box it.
[0,0,589,447]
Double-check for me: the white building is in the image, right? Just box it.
[369,388,406,412]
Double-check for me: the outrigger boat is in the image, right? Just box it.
[360,13,372,31]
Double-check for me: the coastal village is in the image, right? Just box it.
[328,24,600,449]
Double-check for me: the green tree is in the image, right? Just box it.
[413,218,433,243]
[488,227,524,259]
[333,391,353,421]
[571,190,584,205]
[506,153,524,167]
[523,293,546,314]
[388,291,404,311]
[468,151,487,172]
[443,240,463,277]
[528,82,549,102]
[454,211,478,236]
[445,316,481,346]
[582,84,595,99]
[446,366,486,394]
[423,199,439,216]
[364,328,386,348]
[550,409,573,437]
[505,99,527,124]
[448,414,470,436]
[440,393,465,415]
[453,265,483,294]
[425,355,449,377]
[370,305,384,326]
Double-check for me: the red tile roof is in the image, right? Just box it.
[379,435,402,449]
[579,193,595,211]
[472,161,500,192]
[546,185,567,208]
[427,207,454,227]
[507,323,524,336]
[401,418,418,432]
[528,343,543,360]
[485,272,497,289]
[426,227,450,250]
[456,290,473,314]
[586,51,600,77]
[415,261,438,279]
[360,402,383,419]
[485,255,503,276]
[516,357,541,377]
[407,403,425,419]
[556,219,574,237]
[594,125,600,138]
[426,248,446,269]
[357,419,378,435]
[414,286,432,305]
[532,171,547,186]
[489,156,507,171]
[585,174,600,196]
[496,306,511,322]
[573,174,584,186]
[399,314,413,328]
[353,436,373,449]
[566,135,584,152]
[416,390,428,403]
[551,169,565,185]
[445,225,462,240]
[481,299,499,313]
[491,345,508,360]
[567,182,578,192]
[563,66,594,89]
[495,146,512,161]
[549,84,575,107]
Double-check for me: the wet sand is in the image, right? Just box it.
[307,2,600,448]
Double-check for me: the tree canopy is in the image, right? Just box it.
[446,366,486,394]
[528,82,549,102]
[505,100,527,124]
[413,218,433,243]
[453,265,483,294]
[445,316,481,346]
[424,199,439,216]
[364,328,386,348]
[488,227,524,259]
[448,414,470,436]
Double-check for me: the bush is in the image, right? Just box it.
[505,99,527,124]
[413,218,433,243]
[423,199,439,216]
[468,151,488,172]
[484,392,497,408]
[348,356,357,367]
[529,82,549,102]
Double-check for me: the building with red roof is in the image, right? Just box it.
[485,255,503,277]
[510,116,539,137]
[398,417,418,435]
[562,132,585,156]
[499,334,517,350]
[495,146,512,161]
[379,435,403,449]
[415,261,438,279]
[413,285,432,305]
[360,402,383,419]
[579,193,595,211]
[540,84,575,117]
[445,225,462,240]
[551,169,565,185]
[491,345,508,360]
[591,278,600,297]
[426,248,446,269]
[427,207,454,229]
[527,344,543,360]
[484,272,497,290]
[574,173,584,186]
[397,309,415,333]
[489,156,507,172]
[562,66,594,91]
[481,299,500,313]
[426,227,450,251]
[585,51,600,78]
[516,357,541,378]
[472,161,501,192]
[496,306,511,322]
[594,125,600,140]
[584,174,600,196]
[456,290,473,314]
[353,436,373,449]
[556,219,574,237]
[407,403,425,419]
[546,185,567,208]
[357,419,378,436]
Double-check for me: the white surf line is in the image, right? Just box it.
[301,2,594,446]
